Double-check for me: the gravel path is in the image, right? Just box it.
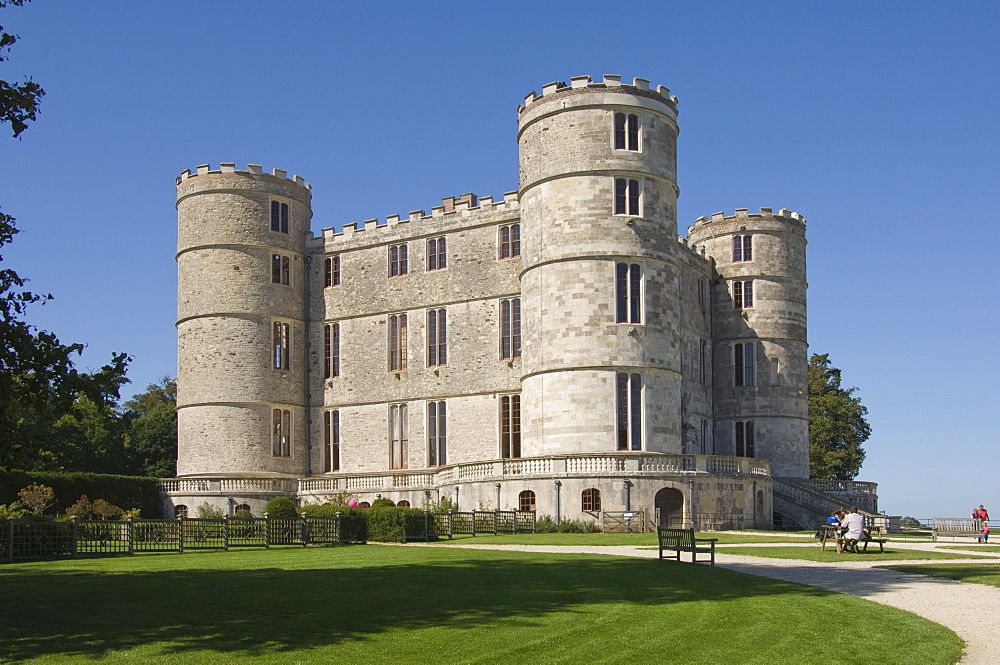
[420,541,1000,664]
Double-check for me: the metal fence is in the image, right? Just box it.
[2,515,354,563]
[430,510,536,539]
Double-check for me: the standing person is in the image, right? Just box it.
[982,521,990,544]
[973,505,989,543]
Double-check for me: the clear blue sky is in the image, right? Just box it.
[2,1,997,519]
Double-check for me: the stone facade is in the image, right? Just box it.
[168,76,817,528]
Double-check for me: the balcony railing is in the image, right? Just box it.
[160,453,771,496]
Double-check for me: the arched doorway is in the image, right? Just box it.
[654,488,684,528]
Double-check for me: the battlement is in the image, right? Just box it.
[687,207,807,235]
[176,163,311,190]
[319,191,520,244]
[518,75,678,114]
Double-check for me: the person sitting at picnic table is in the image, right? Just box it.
[840,506,866,554]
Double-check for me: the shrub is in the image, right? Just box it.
[195,503,225,519]
[371,498,395,508]
[0,502,27,519]
[233,508,253,520]
[66,495,94,519]
[367,506,428,542]
[18,483,55,516]
[121,508,141,520]
[263,495,299,518]
[535,515,558,533]
[424,496,457,513]
[91,499,123,520]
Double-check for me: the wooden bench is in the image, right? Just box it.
[836,527,887,553]
[657,527,718,566]
[931,518,982,542]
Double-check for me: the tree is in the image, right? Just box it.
[808,353,871,480]
[1,0,45,138]
[1,0,130,470]
[122,378,177,477]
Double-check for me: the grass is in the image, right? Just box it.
[938,545,1000,553]
[884,563,1000,590]
[716,546,993,562]
[0,545,962,664]
[432,531,815,546]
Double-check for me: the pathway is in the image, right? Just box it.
[420,540,1000,665]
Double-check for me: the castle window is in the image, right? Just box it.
[735,420,755,457]
[614,178,640,216]
[324,256,341,287]
[616,372,642,451]
[500,298,521,359]
[234,503,251,515]
[582,488,602,512]
[390,403,408,470]
[733,280,754,309]
[324,323,340,379]
[700,339,708,385]
[733,235,753,263]
[272,408,291,457]
[499,224,521,259]
[427,237,447,271]
[174,504,188,518]
[388,313,408,371]
[271,254,290,285]
[273,321,291,370]
[616,263,641,323]
[427,308,447,367]
[427,400,447,467]
[701,418,709,455]
[735,342,755,387]
[518,490,536,512]
[397,500,410,507]
[270,201,289,234]
[614,112,639,151]
[500,394,521,459]
[323,410,340,472]
[389,244,408,277]
[697,278,707,311]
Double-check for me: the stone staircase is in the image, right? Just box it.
[772,477,880,530]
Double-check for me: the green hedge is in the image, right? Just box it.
[0,470,160,517]
[368,506,429,542]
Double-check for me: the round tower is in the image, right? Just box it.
[517,75,683,456]
[687,208,809,478]
[175,163,312,477]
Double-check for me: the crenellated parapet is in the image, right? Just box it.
[518,74,678,115]
[176,163,311,190]
[687,207,806,236]
[319,190,520,243]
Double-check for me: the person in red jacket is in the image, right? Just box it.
[973,505,989,543]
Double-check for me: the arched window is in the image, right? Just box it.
[518,490,536,512]
[174,504,188,518]
[234,503,252,516]
[359,501,371,509]
[582,488,601,512]
[396,500,410,507]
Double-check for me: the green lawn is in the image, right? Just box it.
[716,546,992,562]
[432,531,815,546]
[884,563,1000,590]
[937,545,1000,553]
[0,545,962,664]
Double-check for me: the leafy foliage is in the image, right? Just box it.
[121,378,177,477]
[0,469,160,516]
[367,506,428,542]
[808,353,871,480]
[0,0,45,138]
[17,482,53,515]
[263,495,299,518]
[194,503,225,519]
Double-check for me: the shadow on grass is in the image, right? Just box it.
[0,546,836,662]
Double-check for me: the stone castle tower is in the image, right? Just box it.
[166,76,876,527]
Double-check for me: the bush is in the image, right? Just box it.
[66,495,94,519]
[263,495,299,518]
[0,502,27,519]
[371,498,395,508]
[18,483,55,516]
[233,508,253,520]
[535,515,558,533]
[194,503,224,519]
[424,496,457,513]
[367,506,428,542]
[0,470,160,517]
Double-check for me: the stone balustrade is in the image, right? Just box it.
[160,453,772,497]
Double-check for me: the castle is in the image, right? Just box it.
[164,75,878,528]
